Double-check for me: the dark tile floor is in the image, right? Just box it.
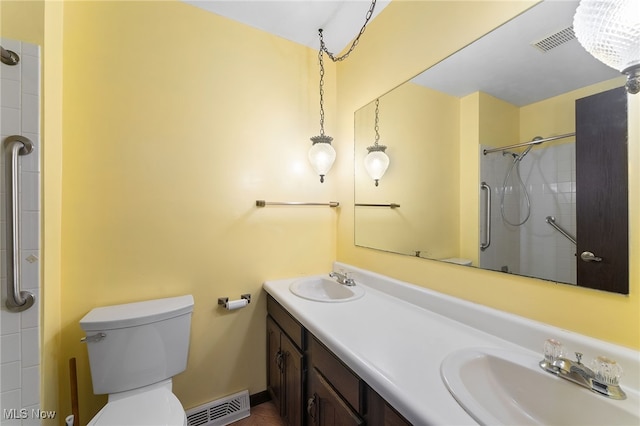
[229,401,285,426]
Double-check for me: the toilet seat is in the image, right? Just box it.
[88,382,187,426]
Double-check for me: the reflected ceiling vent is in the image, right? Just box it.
[532,26,576,52]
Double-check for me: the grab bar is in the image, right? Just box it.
[480,182,491,251]
[545,216,576,246]
[4,135,36,312]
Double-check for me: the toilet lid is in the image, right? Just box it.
[88,387,186,426]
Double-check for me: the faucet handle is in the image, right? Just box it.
[543,339,564,362]
[592,356,623,385]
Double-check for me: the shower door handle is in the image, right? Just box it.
[480,182,491,251]
[4,136,36,312]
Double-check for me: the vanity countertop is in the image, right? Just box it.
[263,262,640,425]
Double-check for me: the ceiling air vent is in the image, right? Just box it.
[532,26,576,52]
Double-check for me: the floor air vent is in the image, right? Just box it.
[186,390,250,426]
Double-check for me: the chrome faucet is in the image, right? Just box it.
[539,339,626,400]
[329,271,356,286]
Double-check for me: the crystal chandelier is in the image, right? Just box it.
[364,99,389,186]
[573,0,640,94]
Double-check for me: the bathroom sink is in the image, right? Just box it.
[441,347,639,426]
[289,276,365,302]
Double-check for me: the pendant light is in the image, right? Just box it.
[308,0,378,182]
[308,37,336,184]
[573,0,640,94]
[364,99,389,186]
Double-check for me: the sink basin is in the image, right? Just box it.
[289,276,365,302]
[441,347,639,426]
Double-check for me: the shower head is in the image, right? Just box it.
[503,150,518,159]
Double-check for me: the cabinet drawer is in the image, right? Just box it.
[310,336,361,413]
[267,295,305,350]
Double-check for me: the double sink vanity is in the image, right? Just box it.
[263,263,640,425]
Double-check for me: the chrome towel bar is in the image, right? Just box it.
[256,200,339,207]
[4,135,36,312]
[355,203,400,208]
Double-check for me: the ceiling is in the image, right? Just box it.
[181,0,621,107]
[411,0,621,106]
[182,0,390,52]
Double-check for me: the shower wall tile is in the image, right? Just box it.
[1,306,21,335]
[20,252,40,291]
[20,56,39,97]
[1,333,21,363]
[21,366,39,407]
[20,328,39,368]
[21,95,39,134]
[19,211,39,251]
[1,107,20,135]
[1,79,20,108]
[20,172,40,211]
[1,361,21,392]
[0,390,21,425]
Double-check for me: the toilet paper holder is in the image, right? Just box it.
[218,294,251,307]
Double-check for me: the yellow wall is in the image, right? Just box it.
[354,83,460,258]
[337,0,639,351]
[59,0,337,420]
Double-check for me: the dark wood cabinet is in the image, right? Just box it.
[267,295,410,425]
[267,299,305,425]
[366,388,412,426]
[307,368,363,425]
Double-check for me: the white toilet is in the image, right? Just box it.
[79,295,194,426]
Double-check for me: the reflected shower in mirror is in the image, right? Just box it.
[354,0,630,294]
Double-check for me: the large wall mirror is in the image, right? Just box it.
[354,0,630,294]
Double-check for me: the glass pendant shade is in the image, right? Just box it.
[573,0,640,93]
[364,146,390,186]
[309,135,336,183]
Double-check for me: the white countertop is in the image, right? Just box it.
[263,262,640,425]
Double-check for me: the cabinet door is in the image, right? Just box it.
[366,387,411,426]
[307,369,363,426]
[281,333,304,426]
[267,316,283,415]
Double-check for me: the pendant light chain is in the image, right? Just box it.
[374,98,380,145]
[319,0,377,62]
[316,0,377,137]
[318,47,326,136]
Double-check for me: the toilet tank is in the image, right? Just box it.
[80,295,194,395]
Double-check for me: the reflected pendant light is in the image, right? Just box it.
[308,0,378,183]
[364,99,389,186]
[573,0,640,94]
